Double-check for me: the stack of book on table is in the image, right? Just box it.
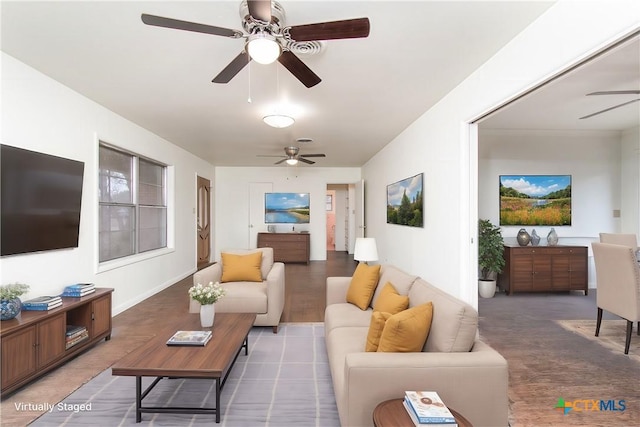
[65,325,89,350]
[22,296,63,311]
[61,283,95,297]
[403,391,457,426]
[166,330,213,346]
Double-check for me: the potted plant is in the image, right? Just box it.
[1,283,30,320]
[188,282,226,328]
[478,219,505,298]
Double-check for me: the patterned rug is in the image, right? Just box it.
[31,323,339,426]
[556,319,640,363]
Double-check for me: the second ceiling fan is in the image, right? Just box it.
[141,0,370,88]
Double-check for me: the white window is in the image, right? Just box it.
[99,144,167,262]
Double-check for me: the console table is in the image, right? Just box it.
[498,245,588,295]
[257,232,310,264]
[0,288,113,396]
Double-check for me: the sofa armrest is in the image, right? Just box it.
[326,276,352,306]
[193,263,222,285]
[341,341,508,427]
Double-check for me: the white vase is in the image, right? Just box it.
[478,280,497,298]
[200,303,215,328]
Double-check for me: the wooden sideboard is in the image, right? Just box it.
[257,232,310,264]
[498,245,588,295]
[0,288,113,396]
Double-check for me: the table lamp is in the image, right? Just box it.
[354,237,378,264]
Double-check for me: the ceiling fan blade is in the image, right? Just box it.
[141,14,242,38]
[298,157,315,165]
[587,90,640,95]
[257,155,285,158]
[274,158,287,165]
[579,98,640,120]
[247,0,272,24]
[212,51,251,83]
[300,154,326,158]
[287,18,370,42]
[278,51,321,88]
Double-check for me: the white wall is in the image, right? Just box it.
[362,1,640,306]
[620,126,640,235]
[0,53,214,314]
[214,167,360,260]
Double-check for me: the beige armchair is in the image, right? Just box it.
[190,247,285,333]
[599,232,638,249]
[591,242,640,354]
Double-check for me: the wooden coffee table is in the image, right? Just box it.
[373,398,473,427]
[112,312,256,423]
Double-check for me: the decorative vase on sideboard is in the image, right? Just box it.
[516,228,531,246]
[200,303,215,328]
[530,229,541,246]
[0,298,22,321]
[547,228,559,246]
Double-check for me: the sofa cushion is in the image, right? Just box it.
[408,279,478,352]
[221,251,263,283]
[377,302,433,352]
[325,303,373,335]
[370,265,418,308]
[365,311,392,352]
[220,248,274,280]
[346,263,381,310]
[373,282,409,314]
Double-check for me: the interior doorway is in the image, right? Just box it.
[326,184,350,252]
[196,175,211,268]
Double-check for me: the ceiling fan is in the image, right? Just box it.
[258,146,326,165]
[141,0,370,88]
[579,90,640,119]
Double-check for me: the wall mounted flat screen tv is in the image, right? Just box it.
[265,193,310,224]
[1,145,85,256]
[499,175,571,226]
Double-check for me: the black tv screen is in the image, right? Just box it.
[1,145,85,256]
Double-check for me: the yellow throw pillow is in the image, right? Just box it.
[377,302,433,352]
[346,263,381,310]
[220,252,263,283]
[373,282,409,314]
[365,311,392,352]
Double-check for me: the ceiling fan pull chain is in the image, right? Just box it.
[247,59,252,103]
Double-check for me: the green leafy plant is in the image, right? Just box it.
[0,283,30,300]
[188,282,226,305]
[478,219,505,280]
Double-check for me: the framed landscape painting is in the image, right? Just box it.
[265,193,310,224]
[387,173,423,227]
[499,175,571,226]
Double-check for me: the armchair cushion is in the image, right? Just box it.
[346,263,381,310]
[221,251,263,283]
[220,247,274,280]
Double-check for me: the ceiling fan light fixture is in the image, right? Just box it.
[263,114,295,128]
[247,32,281,64]
[285,158,298,166]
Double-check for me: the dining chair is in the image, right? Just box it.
[591,242,640,354]
[599,232,638,249]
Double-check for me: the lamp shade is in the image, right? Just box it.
[263,114,295,128]
[354,237,378,263]
[285,158,298,165]
[247,32,281,65]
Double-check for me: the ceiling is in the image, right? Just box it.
[6,2,635,169]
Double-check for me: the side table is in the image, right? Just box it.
[373,398,473,427]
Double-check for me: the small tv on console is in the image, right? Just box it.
[1,145,85,256]
[265,193,310,224]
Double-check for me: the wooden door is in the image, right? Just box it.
[532,250,552,291]
[92,295,112,338]
[37,314,66,368]
[197,176,211,266]
[1,327,37,389]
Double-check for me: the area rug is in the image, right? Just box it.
[31,323,339,426]
[556,319,640,363]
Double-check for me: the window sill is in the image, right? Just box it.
[97,247,175,273]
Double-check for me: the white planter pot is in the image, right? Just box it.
[200,303,215,328]
[478,280,497,298]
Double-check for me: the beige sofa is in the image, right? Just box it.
[325,265,508,427]
[190,248,285,333]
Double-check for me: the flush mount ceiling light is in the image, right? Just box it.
[263,114,295,128]
[285,158,299,166]
[247,32,281,65]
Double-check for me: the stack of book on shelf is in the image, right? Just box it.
[65,325,89,350]
[403,391,458,426]
[61,283,95,297]
[21,296,63,311]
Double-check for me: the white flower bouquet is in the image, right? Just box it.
[188,281,226,305]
